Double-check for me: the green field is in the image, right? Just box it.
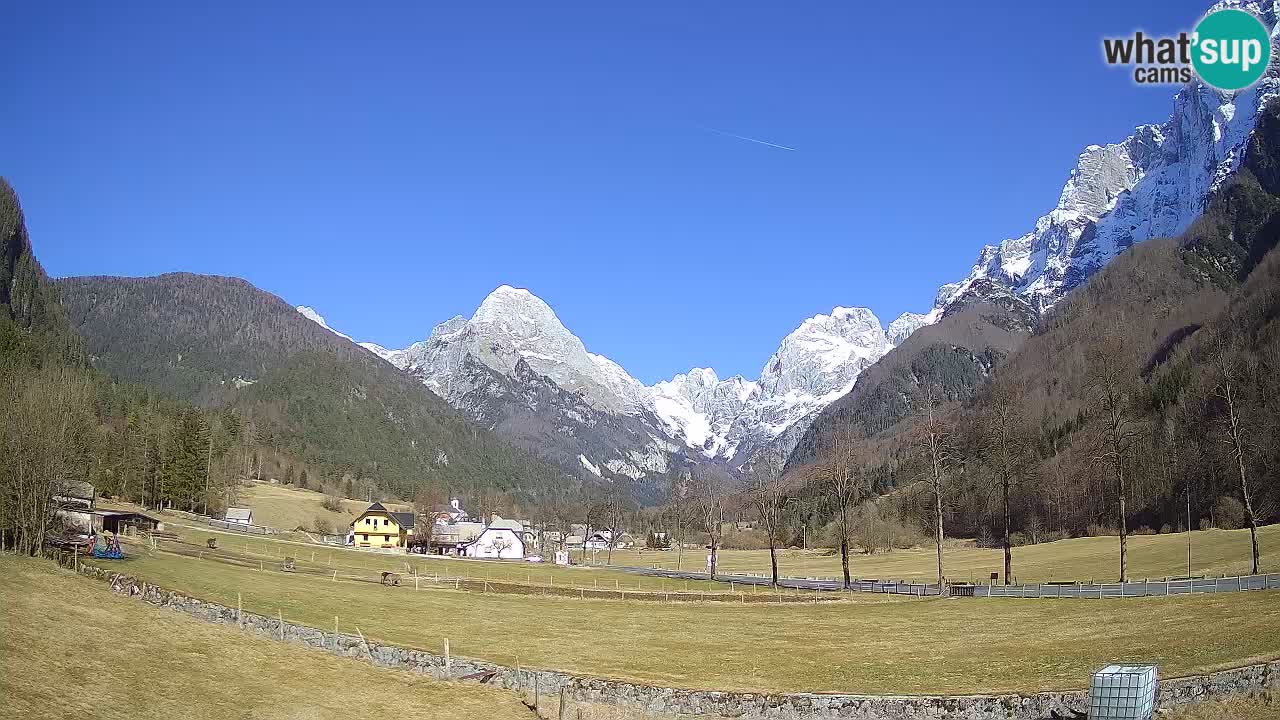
[0,554,530,720]
[82,539,1280,695]
[606,525,1280,583]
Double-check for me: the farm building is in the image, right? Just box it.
[92,509,162,535]
[224,507,253,525]
[350,502,415,549]
[463,518,525,559]
[428,521,485,555]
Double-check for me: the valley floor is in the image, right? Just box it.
[0,554,530,720]
[80,535,1280,696]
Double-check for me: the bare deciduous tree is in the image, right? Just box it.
[1211,332,1262,574]
[811,428,868,589]
[977,378,1034,586]
[912,385,956,589]
[742,460,786,587]
[1085,332,1144,582]
[0,366,95,556]
[692,465,727,580]
[601,492,627,566]
[667,470,690,571]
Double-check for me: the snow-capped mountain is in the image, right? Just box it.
[295,306,352,341]
[347,287,902,479]
[651,307,897,466]
[930,0,1280,317]
[297,0,1280,489]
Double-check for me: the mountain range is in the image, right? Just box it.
[298,290,915,486]
[291,0,1280,490]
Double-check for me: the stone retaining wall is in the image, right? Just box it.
[73,562,1278,719]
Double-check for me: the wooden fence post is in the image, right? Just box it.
[559,686,570,720]
[444,638,451,678]
[278,609,285,641]
[238,593,243,626]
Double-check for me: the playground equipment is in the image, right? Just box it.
[91,534,125,560]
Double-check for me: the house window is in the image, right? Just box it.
[361,534,368,541]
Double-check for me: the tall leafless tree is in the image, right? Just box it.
[667,470,691,571]
[601,492,627,566]
[1085,332,1144,583]
[742,460,786,587]
[811,428,867,589]
[977,378,1034,585]
[1211,332,1261,574]
[0,366,94,556]
[914,385,956,589]
[692,465,726,580]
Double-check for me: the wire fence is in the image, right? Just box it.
[633,567,1280,599]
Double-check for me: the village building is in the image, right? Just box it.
[427,498,471,525]
[463,518,525,559]
[429,521,485,555]
[349,502,415,549]
[53,481,163,537]
[224,507,253,526]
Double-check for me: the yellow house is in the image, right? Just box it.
[350,502,416,549]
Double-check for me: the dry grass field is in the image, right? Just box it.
[229,481,410,532]
[0,554,530,720]
[1165,691,1280,719]
[146,525,735,593]
[86,541,1280,696]
[607,524,1280,583]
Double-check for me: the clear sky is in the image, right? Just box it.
[5,0,1214,383]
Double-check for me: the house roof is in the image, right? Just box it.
[487,519,523,532]
[225,507,252,522]
[365,502,388,512]
[390,511,415,529]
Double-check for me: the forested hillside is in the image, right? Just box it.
[57,272,574,505]
[790,103,1280,569]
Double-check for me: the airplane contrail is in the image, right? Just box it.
[701,126,797,152]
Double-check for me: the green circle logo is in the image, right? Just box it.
[1192,9,1271,90]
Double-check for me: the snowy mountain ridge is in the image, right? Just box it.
[304,288,908,474]
[296,0,1280,483]
[929,0,1280,317]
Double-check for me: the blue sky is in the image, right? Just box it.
[5,0,1214,383]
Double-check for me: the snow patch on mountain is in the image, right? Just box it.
[296,306,353,341]
[578,454,602,477]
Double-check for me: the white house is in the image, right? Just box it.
[464,518,525,559]
[584,530,610,550]
[224,507,253,525]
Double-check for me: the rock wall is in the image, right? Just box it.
[73,562,1279,720]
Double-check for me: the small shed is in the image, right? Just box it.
[94,510,162,536]
[224,507,253,525]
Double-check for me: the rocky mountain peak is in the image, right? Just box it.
[886,311,929,346]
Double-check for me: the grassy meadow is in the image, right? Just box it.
[140,524,736,594]
[81,540,1280,695]
[607,525,1280,583]
[0,554,530,720]
[1166,691,1280,720]
[228,481,410,533]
